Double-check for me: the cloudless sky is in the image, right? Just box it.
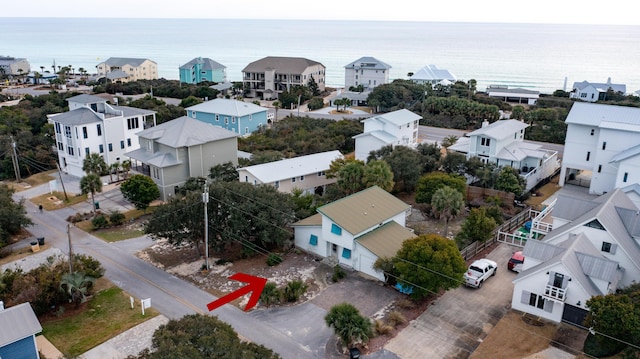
[3,0,638,25]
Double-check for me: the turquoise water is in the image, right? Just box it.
[1,18,639,94]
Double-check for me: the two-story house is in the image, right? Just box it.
[512,187,640,324]
[124,116,238,201]
[570,79,626,103]
[292,186,415,281]
[242,56,325,100]
[185,99,271,135]
[47,94,156,178]
[409,64,456,85]
[0,56,30,77]
[179,57,227,84]
[96,57,158,82]
[344,56,391,90]
[237,150,343,195]
[448,119,559,191]
[353,109,421,162]
[559,102,640,195]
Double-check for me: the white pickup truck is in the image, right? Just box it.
[463,258,498,288]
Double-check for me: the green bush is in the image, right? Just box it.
[72,253,106,279]
[583,333,626,357]
[259,282,281,306]
[109,211,126,226]
[266,254,283,266]
[332,265,346,282]
[282,280,308,302]
[91,215,109,229]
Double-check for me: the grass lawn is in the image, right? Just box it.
[6,170,56,191]
[41,279,159,357]
[76,207,157,242]
[30,191,87,211]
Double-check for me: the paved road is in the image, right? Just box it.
[384,243,518,358]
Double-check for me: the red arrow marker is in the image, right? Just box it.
[206,273,267,312]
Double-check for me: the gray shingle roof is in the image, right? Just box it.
[48,108,101,126]
[237,150,343,184]
[135,116,238,148]
[187,99,267,117]
[104,57,156,67]
[317,186,410,235]
[112,105,155,118]
[67,94,107,104]
[572,80,626,94]
[242,56,324,74]
[0,302,42,347]
[180,57,226,70]
[467,119,528,140]
[344,56,392,70]
[362,109,421,127]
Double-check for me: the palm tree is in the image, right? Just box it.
[272,100,281,123]
[82,152,107,175]
[80,173,103,213]
[60,272,96,307]
[121,160,131,179]
[431,186,464,237]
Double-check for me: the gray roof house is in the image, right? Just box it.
[96,57,158,82]
[344,56,392,90]
[486,85,540,105]
[410,64,456,85]
[516,187,640,324]
[242,56,326,100]
[125,116,238,201]
[570,79,627,102]
[0,302,42,359]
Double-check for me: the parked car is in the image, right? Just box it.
[463,258,498,288]
[508,251,525,272]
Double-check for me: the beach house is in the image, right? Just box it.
[242,56,325,100]
[179,57,227,84]
[570,79,626,103]
[96,57,158,82]
[185,98,271,135]
[353,109,421,162]
[344,56,391,90]
[409,64,456,85]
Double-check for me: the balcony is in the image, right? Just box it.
[544,284,566,302]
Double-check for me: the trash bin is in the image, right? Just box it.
[30,241,40,253]
[349,348,361,359]
[37,237,45,245]
[94,201,100,210]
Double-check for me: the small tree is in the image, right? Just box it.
[325,303,373,348]
[431,186,464,237]
[455,207,497,247]
[494,166,524,197]
[59,272,96,307]
[120,174,160,210]
[82,152,107,175]
[80,173,103,214]
[415,172,466,205]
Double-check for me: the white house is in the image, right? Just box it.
[125,116,238,201]
[570,79,626,103]
[559,102,640,195]
[513,187,640,324]
[344,56,391,90]
[409,64,456,85]
[237,150,343,195]
[448,119,559,191]
[486,85,539,105]
[353,109,421,162]
[47,94,156,178]
[292,186,414,281]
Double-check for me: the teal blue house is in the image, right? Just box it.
[179,57,227,84]
[186,99,272,136]
[0,302,42,359]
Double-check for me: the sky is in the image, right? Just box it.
[3,0,638,25]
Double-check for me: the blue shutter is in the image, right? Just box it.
[309,234,318,246]
[342,248,351,259]
[331,224,342,235]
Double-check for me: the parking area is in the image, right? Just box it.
[384,243,518,358]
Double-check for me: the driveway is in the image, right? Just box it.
[384,243,518,358]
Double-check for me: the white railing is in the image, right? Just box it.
[496,230,528,247]
[544,284,567,301]
[531,198,556,235]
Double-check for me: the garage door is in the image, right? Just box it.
[358,254,379,279]
[562,304,588,326]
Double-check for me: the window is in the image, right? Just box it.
[521,291,552,312]
[590,129,595,136]
[245,127,249,134]
[552,273,564,288]
[82,126,88,139]
[481,138,491,146]
[108,143,113,152]
[318,171,323,176]
[584,219,605,230]
[55,122,61,134]
[120,140,125,149]
[127,117,139,130]
[309,234,318,246]
[232,117,236,124]
[191,111,197,118]
[127,138,132,147]
[601,242,617,254]
[331,223,342,235]
[291,177,296,183]
[586,151,591,161]
[225,118,229,124]
[602,142,607,150]
[85,147,90,155]
[274,180,279,189]
[97,124,102,136]
[99,144,104,153]
[57,142,63,150]
[215,114,219,122]
[64,126,72,138]
[342,248,351,259]
[300,175,304,181]
[624,172,629,183]
[598,165,602,173]
[67,147,74,156]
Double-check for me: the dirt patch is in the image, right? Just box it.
[470,310,589,358]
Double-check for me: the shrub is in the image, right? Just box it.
[374,319,394,335]
[332,265,347,282]
[259,282,281,306]
[396,297,416,310]
[91,215,109,229]
[109,211,126,226]
[387,310,407,327]
[72,253,106,279]
[266,254,283,267]
[282,280,308,302]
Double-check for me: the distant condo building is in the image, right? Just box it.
[179,57,227,84]
[96,57,158,82]
[0,56,30,76]
[344,56,391,90]
[242,56,325,100]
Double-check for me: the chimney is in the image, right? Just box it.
[482,120,489,128]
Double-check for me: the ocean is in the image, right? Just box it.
[1,17,640,94]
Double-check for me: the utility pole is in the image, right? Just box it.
[56,162,69,201]
[67,223,73,274]
[202,181,210,270]
[10,136,20,182]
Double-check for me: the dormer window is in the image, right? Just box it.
[584,219,605,230]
